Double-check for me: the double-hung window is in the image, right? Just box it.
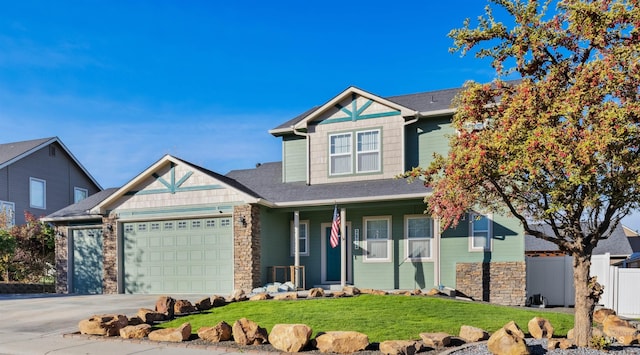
[329,129,381,176]
[363,216,391,262]
[329,133,352,175]
[290,220,309,256]
[469,213,492,251]
[30,177,46,209]
[356,129,380,173]
[405,215,433,261]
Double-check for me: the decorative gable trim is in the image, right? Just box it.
[319,93,401,125]
[124,163,224,196]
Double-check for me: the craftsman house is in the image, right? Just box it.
[47,85,526,305]
[0,137,101,227]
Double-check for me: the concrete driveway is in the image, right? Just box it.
[0,293,249,355]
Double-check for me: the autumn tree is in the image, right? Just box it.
[0,211,16,282]
[9,212,55,283]
[404,0,640,347]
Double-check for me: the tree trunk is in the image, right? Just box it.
[572,254,594,347]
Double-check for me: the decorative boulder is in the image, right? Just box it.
[379,340,422,355]
[197,321,232,342]
[567,327,603,340]
[413,289,423,296]
[527,317,554,339]
[232,318,268,345]
[154,296,175,318]
[137,308,166,324]
[343,286,361,296]
[195,297,212,311]
[426,288,441,296]
[308,287,325,298]
[459,325,490,342]
[127,316,144,326]
[228,289,247,302]
[487,323,530,355]
[604,325,640,345]
[419,332,451,347]
[174,299,197,314]
[249,293,271,301]
[78,314,128,336]
[314,331,369,354]
[331,291,347,298]
[148,322,191,342]
[268,324,312,353]
[274,292,298,300]
[594,308,616,324]
[120,324,152,339]
[548,338,574,350]
[211,295,227,307]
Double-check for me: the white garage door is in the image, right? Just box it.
[123,217,233,294]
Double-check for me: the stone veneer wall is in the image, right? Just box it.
[102,215,118,294]
[0,283,55,294]
[456,261,526,306]
[233,204,261,293]
[54,225,70,294]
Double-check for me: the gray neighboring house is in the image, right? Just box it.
[0,137,101,227]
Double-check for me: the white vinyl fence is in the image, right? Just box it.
[526,253,640,318]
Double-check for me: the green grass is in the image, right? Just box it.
[158,295,575,343]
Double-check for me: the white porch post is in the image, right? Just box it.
[293,211,300,289]
[340,207,346,288]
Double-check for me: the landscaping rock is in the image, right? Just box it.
[119,324,151,339]
[487,322,529,355]
[274,292,298,300]
[148,322,191,342]
[314,331,369,354]
[211,295,226,307]
[426,288,441,296]
[594,308,616,324]
[413,289,423,295]
[249,292,271,301]
[197,321,232,342]
[78,314,128,336]
[459,325,489,342]
[604,324,640,345]
[308,287,325,298]
[228,289,247,302]
[331,291,347,298]
[566,327,603,340]
[154,296,175,318]
[527,316,554,339]
[548,338,574,350]
[379,340,422,355]
[603,314,632,331]
[419,332,451,347]
[232,318,268,345]
[174,299,197,314]
[137,308,166,324]
[127,316,144,326]
[268,323,312,353]
[343,286,360,296]
[195,297,212,311]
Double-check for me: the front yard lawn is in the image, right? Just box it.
[159,294,574,343]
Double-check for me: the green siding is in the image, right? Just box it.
[405,116,454,170]
[282,135,307,183]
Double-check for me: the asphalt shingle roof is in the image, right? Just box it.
[525,223,634,256]
[0,137,55,166]
[44,188,119,220]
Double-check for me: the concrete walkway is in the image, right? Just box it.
[0,293,257,355]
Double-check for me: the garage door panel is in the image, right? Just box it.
[123,217,233,294]
[72,229,104,294]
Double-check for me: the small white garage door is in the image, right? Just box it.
[123,217,233,294]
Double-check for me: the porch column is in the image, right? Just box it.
[293,211,301,289]
[340,208,346,288]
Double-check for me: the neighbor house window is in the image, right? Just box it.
[363,216,391,262]
[290,220,309,256]
[0,200,15,228]
[469,213,492,251]
[356,129,380,173]
[74,187,88,203]
[329,133,352,175]
[30,177,46,209]
[405,215,433,261]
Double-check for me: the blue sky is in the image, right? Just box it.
[0,1,638,231]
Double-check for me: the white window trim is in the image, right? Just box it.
[363,215,392,263]
[0,200,15,228]
[329,132,353,176]
[356,129,381,173]
[468,212,493,252]
[29,177,46,209]
[290,220,310,257]
[404,215,434,262]
[74,187,89,203]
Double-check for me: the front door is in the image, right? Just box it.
[323,224,350,283]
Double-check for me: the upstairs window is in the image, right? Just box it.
[74,187,88,203]
[329,129,381,176]
[330,133,352,175]
[469,213,492,251]
[0,200,15,228]
[30,177,46,209]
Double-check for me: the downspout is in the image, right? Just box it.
[291,126,310,185]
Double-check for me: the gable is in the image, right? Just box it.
[313,92,402,126]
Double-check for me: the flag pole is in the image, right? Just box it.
[340,207,346,288]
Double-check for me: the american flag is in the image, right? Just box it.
[330,205,340,248]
